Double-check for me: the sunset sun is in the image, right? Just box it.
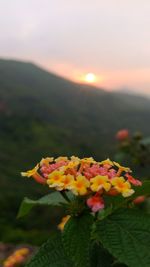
[85,73,96,83]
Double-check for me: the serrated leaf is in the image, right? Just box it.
[95,209,150,267]
[25,233,72,267]
[98,194,129,221]
[62,213,94,267]
[18,191,68,218]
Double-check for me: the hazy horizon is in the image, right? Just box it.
[0,0,150,95]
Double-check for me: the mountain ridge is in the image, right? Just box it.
[0,58,149,109]
[0,58,150,167]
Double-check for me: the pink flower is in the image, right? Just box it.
[84,164,116,181]
[125,173,142,186]
[108,169,117,179]
[87,194,104,212]
[84,164,101,179]
[40,161,68,178]
[99,167,108,176]
[84,165,109,179]
[116,129,129,141]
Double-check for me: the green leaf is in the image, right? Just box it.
[62,213,94,267]
[98,194,129,221]
[25,233,72,267]
[18,191,68,218]
[17,197,35,218]
[95,209,150,267]
[90,243,114,267]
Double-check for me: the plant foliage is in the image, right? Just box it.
[18,191,68,218]
[25,233,72,267]
[62,214,93,267]
[95,209,150,267]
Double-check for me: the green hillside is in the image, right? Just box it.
[0,58,150,191]
[0,58,150,244]
[1,59,150,156]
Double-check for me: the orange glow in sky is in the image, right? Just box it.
[43,61,150,95]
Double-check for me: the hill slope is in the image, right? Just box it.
[0,58,150,243]
[0,58,150,168]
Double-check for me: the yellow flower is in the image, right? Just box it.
[40,157,54,166]
[99,158,114,166]
[21,164,39,177]
[90,175,111,192]
[111,177,134,197]
[53,174,74,191]
[61,174,74,190]
[70,156,81,166]
[70,156,80,162]
[14,248,29,256]
[81,157,96,164]
[60,157,80,171]
[66,161,79,169]
[69,175,90,195]
[47,170,65,190]
[55,156,69,162]
[113,161,131,174]
[58,215,71,231]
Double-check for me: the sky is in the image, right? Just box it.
[0,0,150,95]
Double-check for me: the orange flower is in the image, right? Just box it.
[58,215,71,231]
[111,177,134,197]
[21,164,39,177]
[90,175,111,192]
[68,175,90,195]
[59,174,74,190]
[47,170,65,190]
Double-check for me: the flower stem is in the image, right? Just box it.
[60,191,70,202]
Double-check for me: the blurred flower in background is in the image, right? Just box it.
[3,247,31,267]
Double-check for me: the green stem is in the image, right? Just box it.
[60,191,70,202]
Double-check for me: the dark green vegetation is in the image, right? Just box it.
[0,58,150,244]
[23,187,150,267]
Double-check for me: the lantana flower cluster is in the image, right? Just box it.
[21,156,142,213]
